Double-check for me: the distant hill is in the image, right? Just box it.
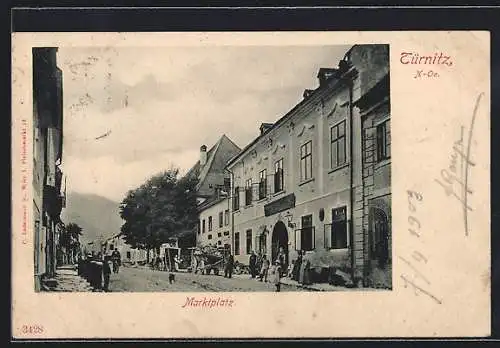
[61,192,124,245]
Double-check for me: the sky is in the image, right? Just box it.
[58,45,351,203]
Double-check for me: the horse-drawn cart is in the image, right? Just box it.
[191,245,225,276]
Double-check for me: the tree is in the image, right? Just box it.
[119,168,199,262]
[59,222,83,264]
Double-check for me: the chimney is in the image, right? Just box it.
[303,89,315,99]
[259,123,274,135]
[317,68,338,86]
[200,145,207,166]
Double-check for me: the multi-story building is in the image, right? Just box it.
[226,44,390,287]
[32,47,65,291]
[349,45,391,288]
[184,135,241,251]
[197,197,232,251]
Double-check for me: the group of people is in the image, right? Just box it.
[79,248,122,292]
[248,247,287,292]
[288,250,312,285]
[150,253,181,272]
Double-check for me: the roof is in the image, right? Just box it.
[226,66,355,168]
[184,134,241,191]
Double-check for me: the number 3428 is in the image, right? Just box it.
[21,324,44,334]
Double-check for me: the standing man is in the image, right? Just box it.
[111,248,121,273]
[102,255,112,292]
[249,251,257,279]
[258,255,270,282]
[224,252,234,278]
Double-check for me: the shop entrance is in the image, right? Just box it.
[271,221,289,266]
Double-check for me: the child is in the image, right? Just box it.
[272,260,282,292]
[287,260,295,278]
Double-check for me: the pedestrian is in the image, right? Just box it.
[272,260,282,292]
[174,255,181,272]
[249,251,257,279]
[111,248,121,273]
[224,252,234,278]
[287,260,295,279]
[276,247,286,277]
[292,250,303,281]
[259,255,270,282]
[299,256,312,285]
[102,255,112,292]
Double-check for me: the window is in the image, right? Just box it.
[217,240,222,246]
[223,177,231,192]
[126,251,131,259]
[376,119,391,161]
[217,232,222,238]
[208,216,213,231]
[109,244,114,250]
[223,231,230,236]
[246,229,253,254]
[224,210,229,226]
[219,212,223,228]
[331,206,348,249]
[233,187,240,210]
[300,215,314,251]
[331,120,347,168]
[274,158,284,193]
[259,169,267,199]
[300,141,313,181]
[235,232,240,255]
[245,179,253,206]
[208,234,212,240]
[198,220,201,234]
[202,219,206,233]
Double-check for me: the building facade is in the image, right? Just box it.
[103,233,148,264]
[350,45,391,288]
[226,44,390,287]
[33,47,65,291]
[185,134,241,251]
[197,197,232,252]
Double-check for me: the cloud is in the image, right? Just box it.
[58,44,352,201]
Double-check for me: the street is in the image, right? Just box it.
[108,266,305,292]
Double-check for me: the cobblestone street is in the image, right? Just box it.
[108,266,306,292]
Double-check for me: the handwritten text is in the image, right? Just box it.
[399,190,443,304]
[435,93,484,236]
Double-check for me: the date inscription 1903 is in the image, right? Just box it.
[399,190,443,305]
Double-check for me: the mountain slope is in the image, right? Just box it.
[61,192,124,244]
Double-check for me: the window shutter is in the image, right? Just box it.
[324,224,331,249]
[346,219,350,249]
[311,227,316,250]
[294,229,301,251]
[252,183,259,201]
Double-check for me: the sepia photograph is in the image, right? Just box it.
[12,27,491,338]
[32,43,391,293]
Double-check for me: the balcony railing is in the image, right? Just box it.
[43,185,63,218]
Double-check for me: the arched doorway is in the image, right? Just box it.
[271,221,289,266]
[369,207,390,268]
